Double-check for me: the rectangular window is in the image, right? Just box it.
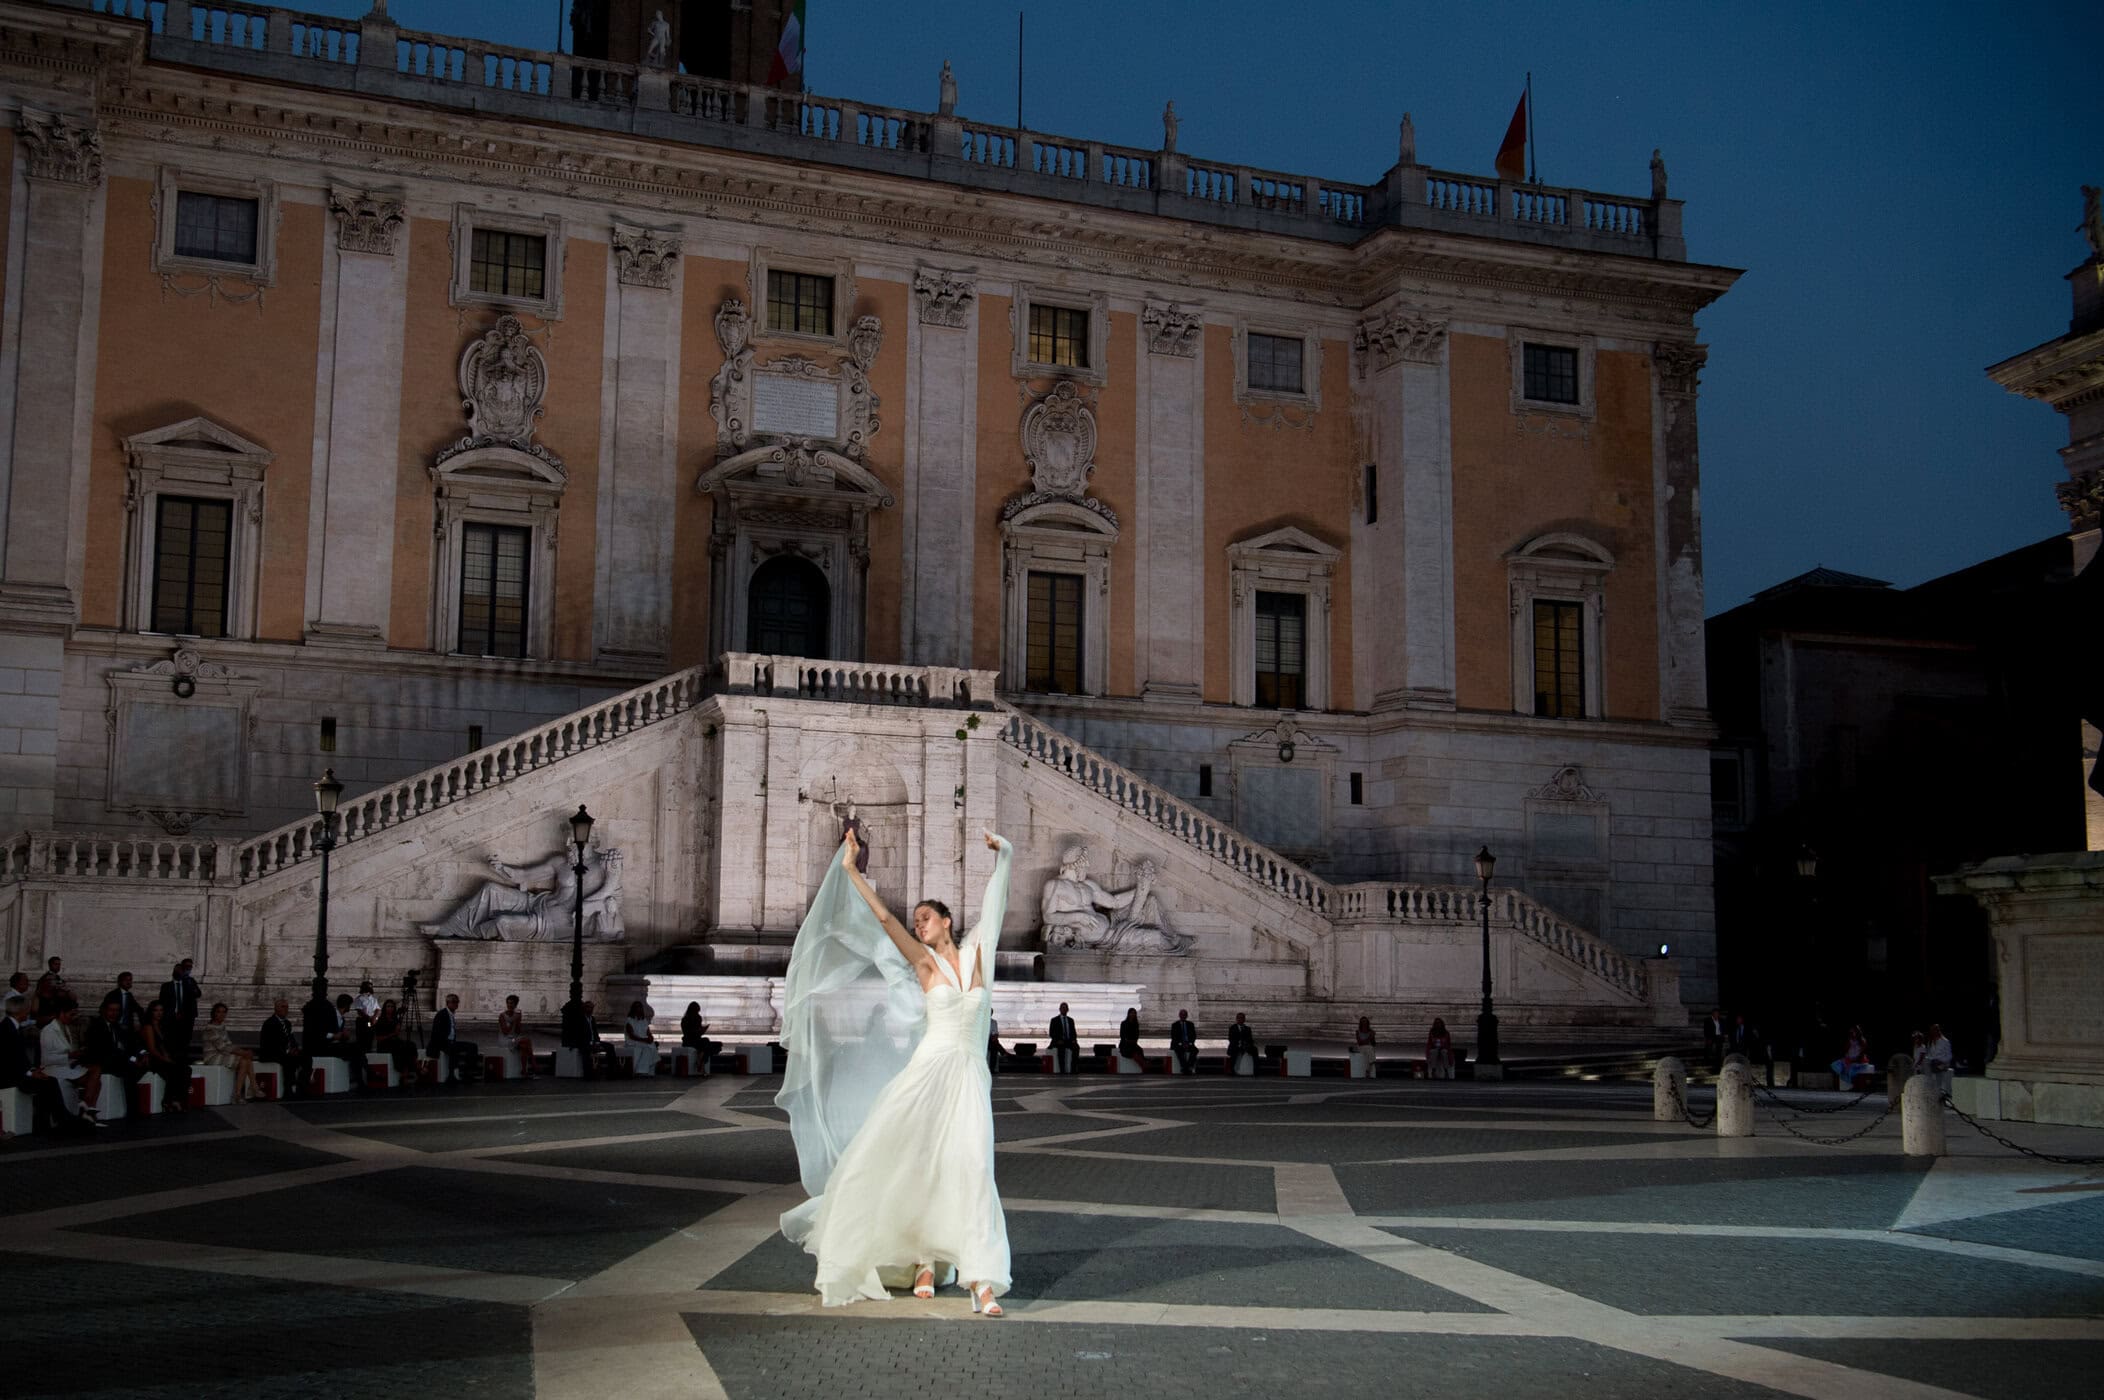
[1532,599,1585,718]
[1349,771,1363,805]
[150,496,232,637]
[1247,331,1305,394]
[1025,571,1084,693]
[1028,303,1090,369]
[173,192,259,265]
[319,717,337,753]
[766,269,835,336]
[1198,763,1213,798]
[1710,752,1742,827]
[468,724,485,752]
[1363,463,1378,524]
[1523,343,1580,404]
[458,522,532,659]
[469,229,547,300]
[1253,591,1306,710]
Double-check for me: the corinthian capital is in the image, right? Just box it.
[913,268,975,328]
[17,110,102,187]
[328,188,406,256]
[1654,341,1709,398]
[1141,300,1202,358]
[1353,312,1446,373]
[612,222,682,289]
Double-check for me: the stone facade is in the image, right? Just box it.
[0,1,1736,1022]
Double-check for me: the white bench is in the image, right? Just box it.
[196,1063,236,1106]
[1233,1053,1256,1077]
[417,1053,453,1085]
[1,1086,33,1134]
[367,1060,400,1090]
[485,1047,525,1080]
[1349,1050,1377,1079]
[310,1058,353,1095]
[731,1044,774,1075]
[616,1039,660,1076]
[670,1046,706,1077]
[1114,1054,1147,1074]
[555,1047,587,1078]
[252,1062,288,1100]
[1283,1050,1313,1078]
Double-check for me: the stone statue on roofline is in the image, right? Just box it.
[2081,185,2103,261]
[1398,112,1416,167]
[644,9,672,69]
[939,60,957,117]
[1651,149,1668,201]
[1162,101,1179,153]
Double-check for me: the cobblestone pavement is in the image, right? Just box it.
[4,1074,2102,1398]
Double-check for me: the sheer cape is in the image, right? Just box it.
[775,837,1012,1200]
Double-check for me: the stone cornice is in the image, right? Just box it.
[1987,326,2104,413]
[85,59,1736,324]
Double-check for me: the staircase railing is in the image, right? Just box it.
[232,662,717,884]
[994,702,1333,916]
[1334,881,1647,999]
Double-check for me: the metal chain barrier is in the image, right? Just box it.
[1753,1083,1880,1115]
[1757,1097,1896,1146]
[1941,1095,2104,1166]
[1665,1078,1714,1129]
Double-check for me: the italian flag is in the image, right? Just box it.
[768,0,806,86]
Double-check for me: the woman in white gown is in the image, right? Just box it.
[777,827,1013,1315]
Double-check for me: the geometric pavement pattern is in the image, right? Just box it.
[4,1073,2101,1398]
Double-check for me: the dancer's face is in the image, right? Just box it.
[912,903,952,948]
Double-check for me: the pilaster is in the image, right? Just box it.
[903,267,977,668]
[594,221,685,665]
[1654,342,1710,725]
[305,189,409,648]
[1136,300,1204,701]
[1355,312,1454,710]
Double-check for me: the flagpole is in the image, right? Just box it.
[1017,10,1025,130]
[1526,72,1536,184]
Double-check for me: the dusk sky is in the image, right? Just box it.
[291,0,2100,613]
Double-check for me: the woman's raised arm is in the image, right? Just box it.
[840,829,929,973]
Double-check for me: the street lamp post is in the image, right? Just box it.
[1474,845,1500,1069]
[566,806,595,1016]
[311,769,344,1007]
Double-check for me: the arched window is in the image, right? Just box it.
[747,555,831,658]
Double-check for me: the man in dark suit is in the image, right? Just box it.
[2,993,86,1135]
[1168,1008,1200,1075]
[1226,1013,1258,1075]
[1047,1002,1079,1075]
[257,997,305,1097]
[1727,1012,1762,1062]
[160,959,202,1059]
[562,999,618,1077]
[303,992,366,1090]
[85,998,150,1112]
[427,993,480,1084]
[104,972,145,1032]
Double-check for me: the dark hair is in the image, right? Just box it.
[211,1001,228,1017]
[685,1001,701,1015]
[628,1000,647,1018]
[915,898,953,924]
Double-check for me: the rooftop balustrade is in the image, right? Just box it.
[66,0,1686,260]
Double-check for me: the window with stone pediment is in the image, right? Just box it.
[750,249,855,348]
[1228,526,1339,710]
[430,451,561,660]
[452,206,565,319]
[122,417,272,642]
[1506,532,1613,720]
[1001,502,1115,699]
[1012,285,1110,385]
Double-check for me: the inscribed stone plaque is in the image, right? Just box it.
[752,373,839,439]
[1530,810,1606,866]
[114,699,243,812]
[2024,934,2104,1044]
[1238,764,1322,853]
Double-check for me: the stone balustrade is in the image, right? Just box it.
[1333,882,1648,1000]
[61,0,1683,259]
[0,832,221,882]
[722,653,996,708]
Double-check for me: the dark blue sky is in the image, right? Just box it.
[301,1,2099,612]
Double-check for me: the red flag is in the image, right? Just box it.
[1495,90,1527,182]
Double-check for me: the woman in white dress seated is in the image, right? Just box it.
[621,1000,659,1076]
[778,827,1013,1316]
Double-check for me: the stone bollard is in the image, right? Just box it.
[1901,1074,1947,1156]
[1716,1061,1755,1137]
[1653,1056,1688,1122]
[1722,1052,1751,1074]
[1886,1053,1913,1111]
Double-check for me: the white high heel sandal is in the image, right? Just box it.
[912,1265,935,1300]
[970,1283,1002,1317]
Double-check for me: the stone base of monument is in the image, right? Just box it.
[432,939,627,1021]
[1938,852,2104,1129]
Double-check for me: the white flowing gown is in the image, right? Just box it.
[777,836,1013,1306]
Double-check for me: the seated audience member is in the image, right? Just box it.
[427,993,480,1084]
[47,1001,104,1119]
[369,999,418,1085]
[1048,1002,1080,1075]
[678,1002,718,1074]
[562,999,620,1076]
[1425,1017,1455,1080]
[1353,1016,1378,1077]
[85,997,148,1113]
[621,999,661,1075]
[1831,1025,1873,1089]
[1225,1012,1258,1075]
[1922,1022,1955,1099]
[1117,1008,1145,1071]
[199,1002,266,1102]
[303,992,368,1089]
[139,999,192,1112]
[7,971,28,1004]
[2,993,88,1135]
[1169,1009,1199,1074]
[104,972,145,1032]
[497,995,537,1077]
[258,997,306,1096]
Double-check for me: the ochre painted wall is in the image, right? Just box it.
[1448,334,1660,719]
[83,180,323,639]
[1201,328,1357,707]
[386,223,606,660]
